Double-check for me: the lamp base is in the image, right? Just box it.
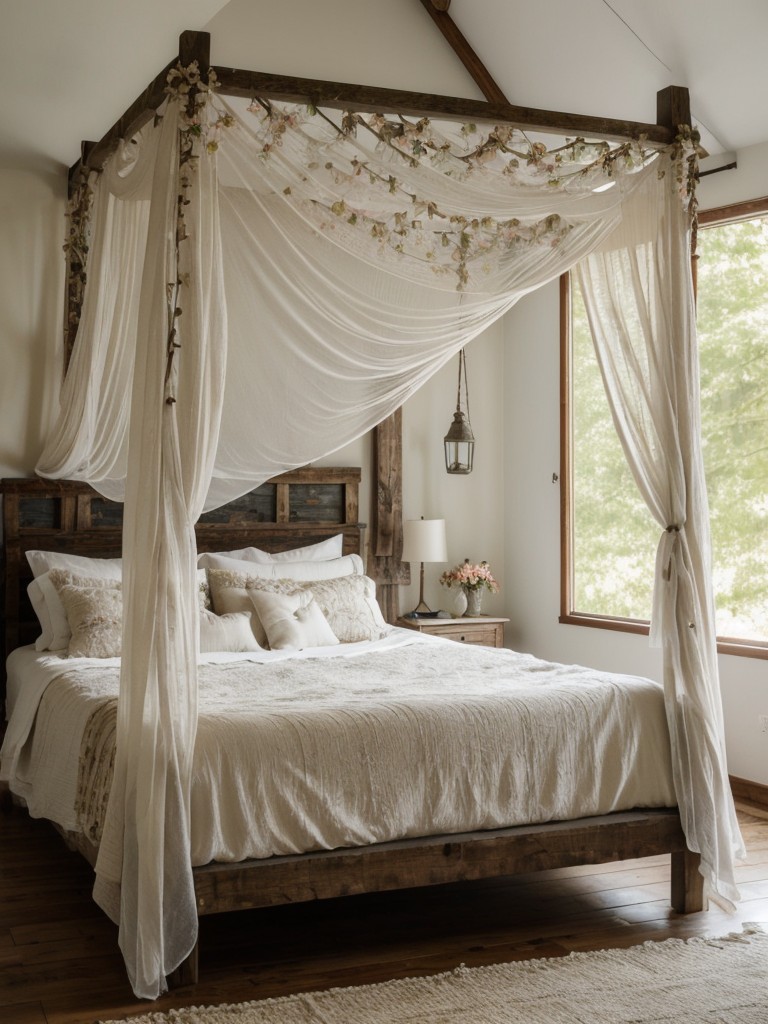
[402,610,439,620]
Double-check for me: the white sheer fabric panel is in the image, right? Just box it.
[576,160,744,908]
[90,104,229,998]
[38,98,663,510]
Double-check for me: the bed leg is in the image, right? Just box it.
[167,940,199,988]
[671,847,705,913]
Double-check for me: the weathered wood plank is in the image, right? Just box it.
[656,85,692,133]
[213,66,674,145]
[192,810,690,916]
[369,410,409,621]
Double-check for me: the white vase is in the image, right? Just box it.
[451,589,468,618]
[465,587,483,617]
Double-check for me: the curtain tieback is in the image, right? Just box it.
[662,525,681,581]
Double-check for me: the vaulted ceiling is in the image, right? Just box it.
[2,0,765,175]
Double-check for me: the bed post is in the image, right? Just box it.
[370,410,410,622]
[178,29,211,70]
[167,940,199,988]
[656,85,691,135]
[671,847,706,913]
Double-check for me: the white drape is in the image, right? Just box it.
[39,94,664,509]
[576,161,744,908]
[34,79,740,998]
[88,101,229,996]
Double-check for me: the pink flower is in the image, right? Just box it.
[440,559,499,593]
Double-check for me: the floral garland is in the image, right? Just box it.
[244,100,664,288]
[162,62,234,403]
[62,163,97,366]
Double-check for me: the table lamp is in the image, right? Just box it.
[402,517,447,618]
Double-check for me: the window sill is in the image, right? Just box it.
[559,612,768,660]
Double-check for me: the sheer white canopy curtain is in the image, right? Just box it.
[577,171,746,908]
[35,64,740,997]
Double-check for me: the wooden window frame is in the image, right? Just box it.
[559,199,768,660]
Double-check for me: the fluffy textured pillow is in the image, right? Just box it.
[208,569,388,646]
[42,569,122,651]
[53,576,123,659]
[199,610,261,653]
[197,535,344,566]
[197,552,363,580]
[248,590,339,650]
[197,567,212,611]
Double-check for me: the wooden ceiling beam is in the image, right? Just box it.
[417,0,508,104]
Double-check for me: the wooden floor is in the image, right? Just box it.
[1,805,767,1024]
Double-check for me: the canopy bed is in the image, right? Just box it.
[2,471,701,992]
[1,23,744,1000]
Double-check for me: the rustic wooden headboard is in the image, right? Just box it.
[1,468,364,681]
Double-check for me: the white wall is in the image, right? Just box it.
[315,324,506,619]
[502,139,768,785]
[0,169,65,481]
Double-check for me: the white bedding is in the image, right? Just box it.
[1,631,676,866]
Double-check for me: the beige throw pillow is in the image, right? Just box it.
[54,579,123,659]
[199,609,261,653]
[249,590,339,650]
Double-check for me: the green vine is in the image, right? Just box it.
[162,61,234,403]
[63,164,98,367]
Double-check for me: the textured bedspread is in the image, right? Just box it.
[2,634,676,865]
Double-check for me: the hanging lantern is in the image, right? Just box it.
[444,348,475,474]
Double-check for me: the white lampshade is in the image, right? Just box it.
[402,518,447,563]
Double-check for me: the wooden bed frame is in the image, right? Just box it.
[1,472,704,987]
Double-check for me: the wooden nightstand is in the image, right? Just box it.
[398,615,508,648]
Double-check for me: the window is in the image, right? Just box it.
[561,197,768,655]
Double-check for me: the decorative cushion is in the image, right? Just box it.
[199,610,261,653]
[44,569,122,652]
[208,569,388,646]
[197,567,212,611]
[248,590,339,650]
[53,577,123,659]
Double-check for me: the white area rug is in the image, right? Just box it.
[102,925,768,1024]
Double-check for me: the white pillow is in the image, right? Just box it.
[199,610,261,653]
[26,550,123,579]
[198,535,344,565]
[197,552,363,580]
[248,590,339,650]
[27,556,209,651]
[28,578,54,651]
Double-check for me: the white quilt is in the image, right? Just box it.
[1,632,676,866]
